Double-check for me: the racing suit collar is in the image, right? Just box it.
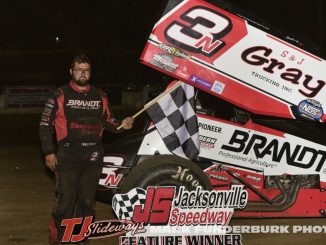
[69,81,90,93]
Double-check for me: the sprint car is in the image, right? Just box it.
[96,0,326,217]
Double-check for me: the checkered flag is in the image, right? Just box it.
[112,188,147,220]
[146,81,200,160]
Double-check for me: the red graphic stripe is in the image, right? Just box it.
[55,90,68,141]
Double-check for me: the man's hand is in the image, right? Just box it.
[45,154,58,172]
[121,117,134,130]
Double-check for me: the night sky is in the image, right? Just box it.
[0,0,324,86]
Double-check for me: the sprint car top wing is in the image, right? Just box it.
[140,0,326,122]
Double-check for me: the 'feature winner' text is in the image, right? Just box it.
[120,234,242,245]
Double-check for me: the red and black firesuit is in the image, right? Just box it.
[39,81,121,244]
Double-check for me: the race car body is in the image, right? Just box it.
[138,108,326,217]
[96,0,326,217]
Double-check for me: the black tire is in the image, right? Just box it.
[121,155,212,193]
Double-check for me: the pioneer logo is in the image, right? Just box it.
[198,123,222,133]
[221,130,326,172]
[67,100,101,107]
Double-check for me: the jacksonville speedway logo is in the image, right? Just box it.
[60,186,247,244]
[115,186,247,245]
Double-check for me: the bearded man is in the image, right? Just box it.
[39,54,134,244]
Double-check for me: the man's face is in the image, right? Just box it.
[70,62,91,87]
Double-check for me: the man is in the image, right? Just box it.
[39,54,134,244]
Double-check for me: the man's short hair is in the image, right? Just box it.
[71,54,91,68]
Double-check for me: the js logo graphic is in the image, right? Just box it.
[112,187,175,225]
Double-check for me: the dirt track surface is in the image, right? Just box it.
[0,145,120,245]
[0,114,325,245]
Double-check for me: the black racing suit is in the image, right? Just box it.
[39,81,122,244]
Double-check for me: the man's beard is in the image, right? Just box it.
[73,76,89,87]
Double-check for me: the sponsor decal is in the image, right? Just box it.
[164,6,233,57]
[150,53,179,72]
[60,217,145,243]
[70,122,101,134]
[298,99,323,121]
[177,66,190,79]
[171,166,201,188]
[190,74,212,89]
[198,122,222,133]
[90,151,100,161]
[221,129,326,172]
[81,142,97,146]
[99,156,125,188]
[99,172,123,187]
[241,46,325,98]
[245,175,261,182]
[251,71,280,88]
[212,80,225,94]
[158,43,191,59]
[218,150,277,169]
[208,174,229,182]
[231,179,240,185]
[70,122,100,129]
[199,135,217,149]
[66,100,101,108]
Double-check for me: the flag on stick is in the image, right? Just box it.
[146,81,200,160]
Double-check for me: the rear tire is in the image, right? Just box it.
[121,155,212,193]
